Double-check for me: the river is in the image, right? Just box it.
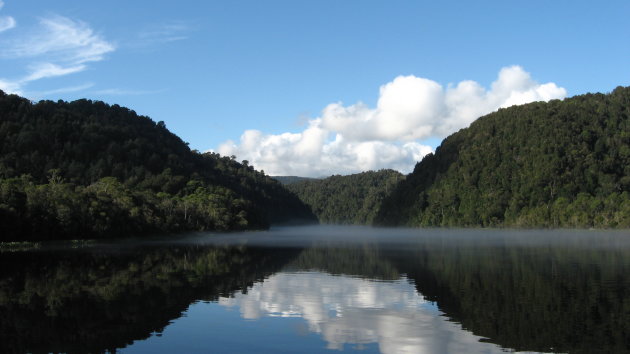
[1,225,629,353]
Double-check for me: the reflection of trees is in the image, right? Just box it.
[281,239,630,352]
[383,235,630,353]
[0,245,300,353]
[1,232,629,353]
[238,239,630,352]
[285,245,400,280]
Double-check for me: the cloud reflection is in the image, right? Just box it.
[219,272,505,353]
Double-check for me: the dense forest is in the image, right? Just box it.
[3,83,630,239]
[285,170,403,224]
[272,176,318,185]
[0,90,315,242]
[376,86,630,228]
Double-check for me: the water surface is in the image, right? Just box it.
[1,226,629,353]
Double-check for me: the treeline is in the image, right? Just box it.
[0,90,315,241]
[0,175,260,239]
[273,176,317,185]
[376,86,630,228]
[285,170,403,224]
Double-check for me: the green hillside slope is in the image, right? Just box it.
[272,176,318,185]
[0,91,315,241]
[287,170,403,224]
[376,87,630,228]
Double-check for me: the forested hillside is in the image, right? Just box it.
[376,86,630,228]
[286,170,403,224]
[272,176,318,185]
[0,90,315,241]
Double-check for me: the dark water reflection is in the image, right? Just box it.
[1,226,629,353]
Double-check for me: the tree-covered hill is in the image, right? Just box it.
[286,170,403,224]
[272,176,318,185]
[375,86,630,228]
[0,90,315,241]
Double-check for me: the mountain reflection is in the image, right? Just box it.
[0,244,301,353]
[219,272,503,353]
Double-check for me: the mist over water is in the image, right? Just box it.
[2,225,629,353]
[28,224,630,251]
[173,225,630,251]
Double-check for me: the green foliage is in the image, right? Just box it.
[0,90,315,241]
[286,170,403,224]
[272,176,318,185]
[376,86,630,228]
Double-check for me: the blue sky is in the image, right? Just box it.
[1,1,629,176]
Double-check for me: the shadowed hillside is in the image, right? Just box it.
[286,170,403,224]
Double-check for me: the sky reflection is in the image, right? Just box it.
[219,271,506,353]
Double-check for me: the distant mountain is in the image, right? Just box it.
[375,86,630,228]
[272,176,319,185]
[286,170,403,224]
[0,90,315,241]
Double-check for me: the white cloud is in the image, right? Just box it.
[0,78,21,94]
[218,124,433,177]
[133,21,191,47]
[27,83,94,99]
[23,62,86,82]
[3,16,114,63]
[0,0,15,33]
[0,13,114,95]
[216,66,566,177]
[320,65,566,142]
[0,16,15,32]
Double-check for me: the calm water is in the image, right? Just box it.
[1,226,629,353]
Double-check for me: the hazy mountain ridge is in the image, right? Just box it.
[375,86,630,228]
